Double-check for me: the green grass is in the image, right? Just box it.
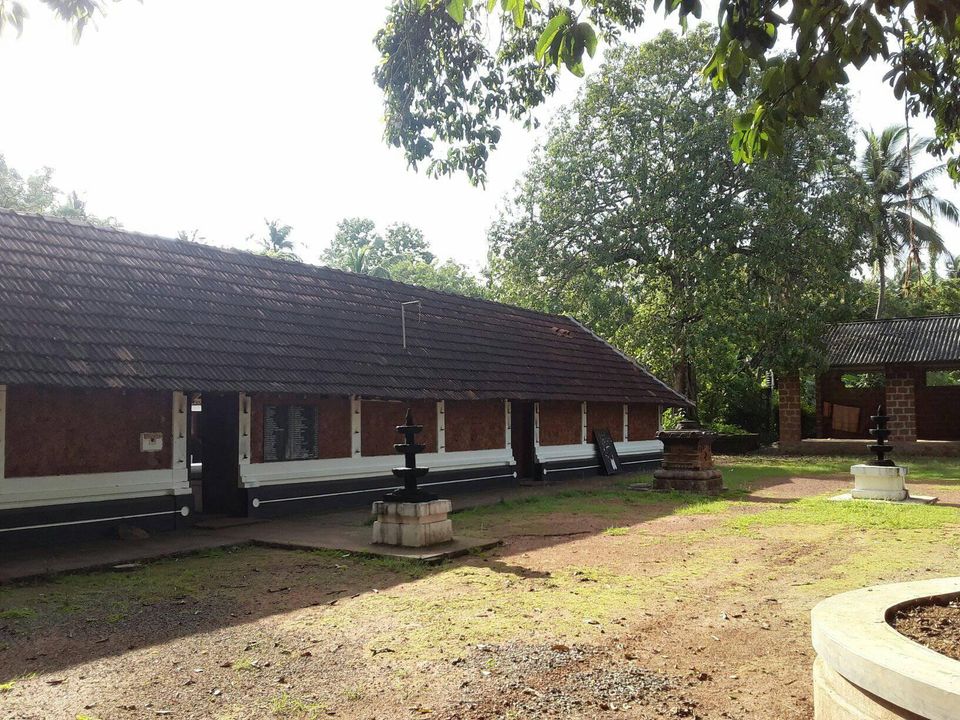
[720,455,960,487]
[602,526,630,536]
[270,692,327,719]
[0,607,36,620]
[728,496,960,532]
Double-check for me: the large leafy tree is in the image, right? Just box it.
[375,0,960,185]
[488,28,864,417]
[858,125,959,318]
[0,153,118,226]
[323,217,486,296]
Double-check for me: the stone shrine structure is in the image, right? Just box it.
[652,411,723,495]
[372,409,454,547]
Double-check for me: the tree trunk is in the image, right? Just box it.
[673,354,698,407]
[875,258,886,319]
[875,242,886,320]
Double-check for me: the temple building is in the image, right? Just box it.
[778,315,960,452]
[0,210,687,542]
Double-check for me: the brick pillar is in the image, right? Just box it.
[884,371,917,443]
[778,373,803,447]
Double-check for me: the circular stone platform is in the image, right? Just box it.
[811,577,960,720]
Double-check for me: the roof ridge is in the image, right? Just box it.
[832,313,960,326]
[0,207,576,326]
[565,315,692,406]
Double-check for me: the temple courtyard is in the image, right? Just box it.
[2,456,959,720]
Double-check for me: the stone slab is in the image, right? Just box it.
[830,493,938,505]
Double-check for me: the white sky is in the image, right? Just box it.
[0,1,957,271]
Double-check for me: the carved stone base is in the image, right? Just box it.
[652,469,724,495]
[371,499,454,547]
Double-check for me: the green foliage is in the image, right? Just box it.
[322,217,486,296]
[926,369,960,387]
[376,1,960,185]
[0,154,118,226]
[0,1,105,42]
[710,422,750,435]
[841,372,885,389]
[858,125,959,318]
[487,29,864,427]
[251,219,300,262]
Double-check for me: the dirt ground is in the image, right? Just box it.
[2,459,959,720]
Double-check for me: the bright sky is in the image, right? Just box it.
[1,1,957,271]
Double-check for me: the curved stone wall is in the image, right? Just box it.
[811,578,960,720]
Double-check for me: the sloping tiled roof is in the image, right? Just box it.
[827,315,960,368]
[0,210,687,404]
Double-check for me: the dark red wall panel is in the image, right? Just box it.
[445,399,505,452]
[362,400,437,456]
[587,402,624,442]
[628,403,660,440]
[915,372,960,441]
[6,385,171,477]
[250,393,352,463]
[539,400,583,446]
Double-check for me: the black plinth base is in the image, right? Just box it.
[382,489,439,503]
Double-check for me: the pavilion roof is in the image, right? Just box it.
[827,315,960,368]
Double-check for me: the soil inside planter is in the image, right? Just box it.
[891,598,960,662]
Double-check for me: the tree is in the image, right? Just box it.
[0,153,118,226]
[322,216,485,295]
[858,125,959,318]
[252,219,300,261]
[375,1,960,185]
[0,1,108,41]
[487,28,864,418]
[390,257,488,298]
[323,217,390,275]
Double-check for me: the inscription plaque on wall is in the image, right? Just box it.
[263,405,319,462]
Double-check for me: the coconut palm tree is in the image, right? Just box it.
[859,125,959,318]
[345,244,391,279]
[255,219,300,261]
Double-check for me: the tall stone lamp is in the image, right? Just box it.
[371,408,454,547]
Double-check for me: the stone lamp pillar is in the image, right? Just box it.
[652,410,723,495]
[371,408,453,547]
[850,405,908,501]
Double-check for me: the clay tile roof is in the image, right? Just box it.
[827,315,960,368]
[0,209,688,405]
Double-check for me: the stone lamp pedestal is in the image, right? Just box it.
[371,408,454,548]
[371,499,453,547]
[652,413,723,495]
[850,464,908,501]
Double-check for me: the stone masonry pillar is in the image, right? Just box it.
[884,371,917,443]
[778,373,803,447]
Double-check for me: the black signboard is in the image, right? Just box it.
[263,405,319,462]
[593,429,622,475]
